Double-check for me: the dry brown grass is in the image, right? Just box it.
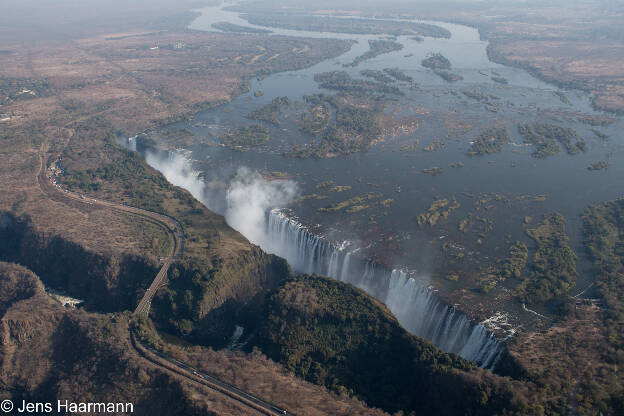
[0,26,350,257]
[159,341,388,416]
[0,16,367,413]
[507,305,619,413]
[0,262,275,416]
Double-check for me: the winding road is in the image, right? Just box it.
[38,143,293,416]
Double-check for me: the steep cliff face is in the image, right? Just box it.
[0,262,221,416]
[151,246,291,347]
[266,209,502,368]
[0,212,158,312]
[252,275,532,416]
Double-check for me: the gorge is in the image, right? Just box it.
[139,144,503,368]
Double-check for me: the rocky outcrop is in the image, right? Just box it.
[0,212,159,312]
[151,246,290,347]
[0,262,235,416]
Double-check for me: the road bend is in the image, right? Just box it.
[38,145,293,416]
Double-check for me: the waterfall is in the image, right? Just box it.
[136,144,503,369]
[266,209,502,369]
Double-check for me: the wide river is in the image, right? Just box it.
[135,0,623,356]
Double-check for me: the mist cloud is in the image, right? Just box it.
[144,150,298,246]
[145,151,206,202]
[226,167,298,246]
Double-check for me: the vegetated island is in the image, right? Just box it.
[587,161,610,171]
[422,166,444,175]
[434,70,463,82]
[288,92,386,158]
[298,94,332,136]
[383,67,414,83]
[417,198,460,226]
[491,75,508,84]
[421,53,463,82]
[518,122,587,158]
[467,127,510,155]
[422,53,452,70]
[314,70,402,96]
[520,213,578,304]
[344,40,403,67]
[462,89,500,103]
[591,129,610,140]
[245,96,291,125]
[219,125,270,150]
[318,192,380,213]
[211,22,272,34]
[360,69,394,84]
[288,70,418,158]
[243,14,451,38]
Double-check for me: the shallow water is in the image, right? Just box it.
[139,1,623,360]
[179,3,622,282]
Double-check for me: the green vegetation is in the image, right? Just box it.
[518,123,587,158]
[423,139,445,152]
[211,22,272,33]
[0,212,158,312]
[587,161,610,171]
[294,194,328,202]
[150,128,203,148]
[243,15,451,38]
[521,213,577,304]
[329,185,352,192]
[417,198,460,226]
[298,95,332,136]
[152,251,289,347]
[318,193,380,213]
[499,242,528,280]
[0,78,48,105]
[220,125,270,150]
[580,199,624,414]
[61,142,176,211]
[315,180,335,189]
[422,166,443,175]
[576,114,616,126]
[314,71,401,95]
[554,91,570,104]
[434,70,463,82]
[421,53,451,70]
[461,89,500,103]
[491,75,509,84]
[253,274,528,415]
[245,96,291,125]
[383,67,413,83]
[345,204,368,213]
[591,129,610,140]
[467,127,510,155]
[582,199,624,277]
[288,92,386,158]
[360,69,394,83]
[344,40,403,68]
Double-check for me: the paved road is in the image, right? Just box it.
[38,146,293,416]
